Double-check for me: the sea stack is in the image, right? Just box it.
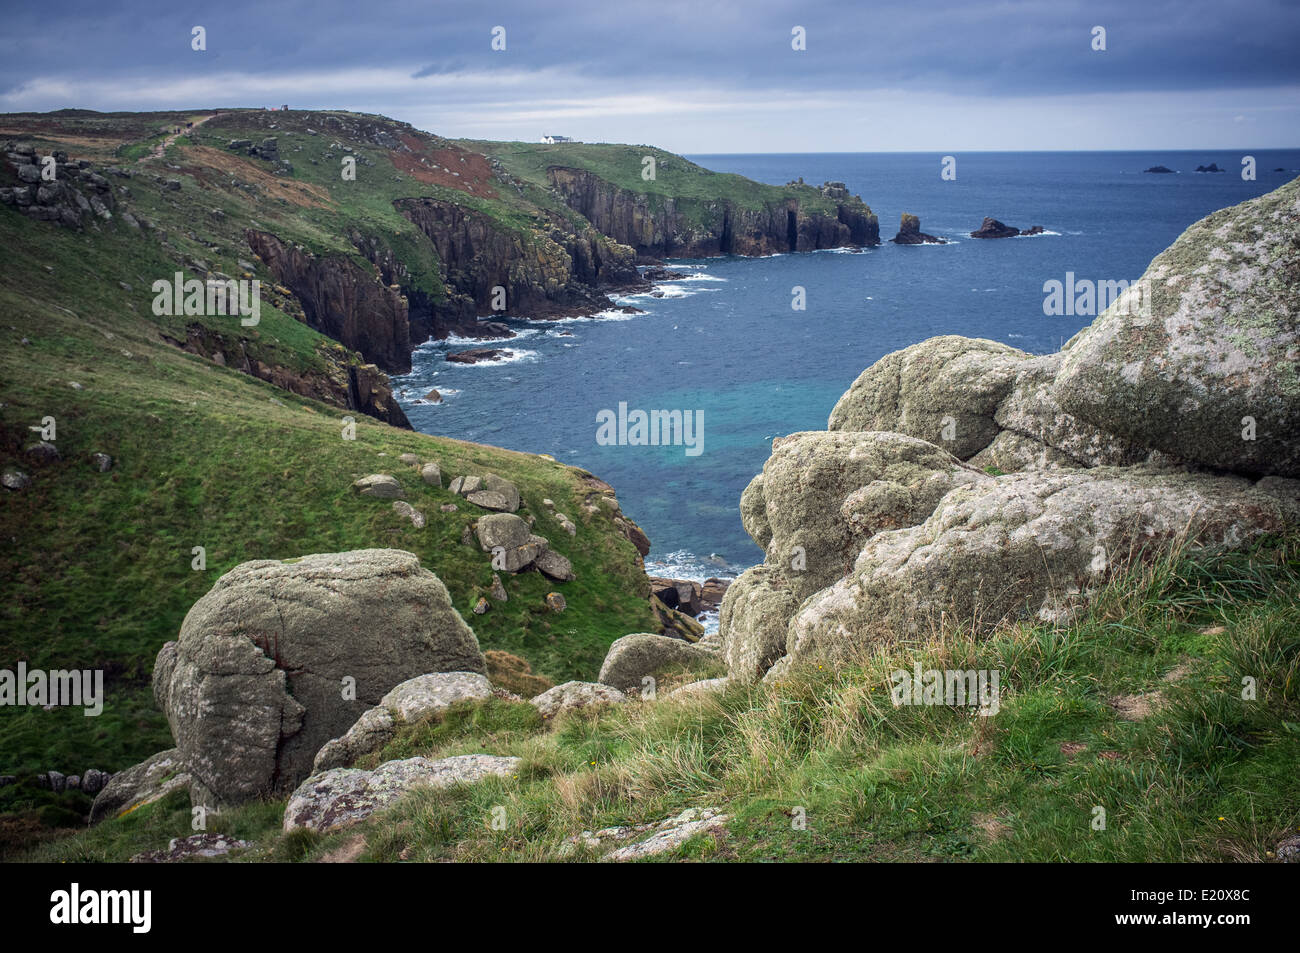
[891,213,947,244]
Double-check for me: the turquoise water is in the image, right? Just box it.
[394,150,1300,579]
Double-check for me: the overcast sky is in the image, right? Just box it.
[2,0,1297,152]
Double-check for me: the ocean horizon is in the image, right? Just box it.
[394,149,1300,590]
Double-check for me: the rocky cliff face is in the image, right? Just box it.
[397,197,643,322]
[546,167,879,257]
[245,229,412,374]
[161,322,411,428]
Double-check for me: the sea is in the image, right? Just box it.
[392,150,1300,600]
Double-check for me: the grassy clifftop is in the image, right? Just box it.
[471,139,852,216]
[0,109,668,804]
[18,535,1299,862]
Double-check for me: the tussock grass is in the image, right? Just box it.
[25,532,1299,863]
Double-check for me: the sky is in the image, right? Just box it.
[1,0,1297,152]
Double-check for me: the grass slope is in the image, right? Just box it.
[20,536,1300,863]
[0,113,659,798]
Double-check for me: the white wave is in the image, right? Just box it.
[1013,229,1061,238]
[534,309,637,323]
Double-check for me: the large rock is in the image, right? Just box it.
[753,430,980,604]
[313,672,494,771]
[992,354,1146,468]
[828,337,1028,459]
[283,754,522,833]
[719,565,802,684]
[153,550,485,805]
[475,513,548,571]
[352,474,404,499]
[1053,176,1300,477]
[530,681,627,719]
[782,469,1300,669]
[597,634,717,693]
[89,749,190,825]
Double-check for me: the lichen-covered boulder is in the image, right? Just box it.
[718,565,801,684]
[154,550,485,806]
[284,754,521,833]
[753,430,981,604]
[738,473,771,550]
[530,681,627,719]
[89,749,190,825]
[475,513,547,571]
[597,634,717,693]
[828,336,1028,458]
[313,672,494,771]
[993,353,1146,468]
[782,469,1300,670]
[1053,176,1300,477]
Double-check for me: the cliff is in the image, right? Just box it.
[545,165,879,257]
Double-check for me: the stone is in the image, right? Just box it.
[719,565,802,684]
[483,474,520,511]
[466,489,512,511]
[828,336,1028,459]
[420,462,441,486]
[380,671,494,722]
[2,467,30,490]
[489,573,508,601]
[81,768,109,795]
[530,681,628,719]
[90,452,113,472]
[283,754,522,833]
[352,474,403,499]
[546,592,567,612]
[597,633,718,693]
[313,672,495,772]
[534,548,575,582]
[666,677,729,699]
[131,833,252,863]
[1053,176,1300,477]
[154,550,484,805]
[475,514,546,571]
[473,596,490,614]
[25,441,60,465]
[89,749,191,825]
[392,500,425,528]
[602,808,728,862]
[782,468,1300,671]
[398,453,420,466]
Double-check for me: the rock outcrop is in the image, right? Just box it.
[891,213,947,245]
[969,217,1021,238]
[153,549,485,806]
[89,749,190,825]
[1053,176,1300,477]
[245,229,413,374]
[546,167,879,257]
[284,754,521,833]
[719,177,1300,683]
[313,672,495,771]
[597,633,717,693]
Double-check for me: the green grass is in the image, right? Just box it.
[0,186,655,789]
[468,140,854,225]
[22,534,1300,863]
